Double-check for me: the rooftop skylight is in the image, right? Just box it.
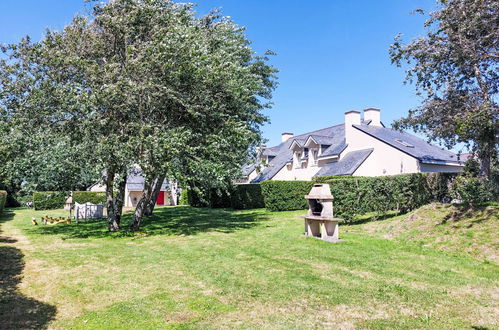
[395,139,414,148]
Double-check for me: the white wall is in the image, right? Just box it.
[89,184,106,192]
[347,126,420,176]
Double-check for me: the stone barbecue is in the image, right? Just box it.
[302,184,343,242]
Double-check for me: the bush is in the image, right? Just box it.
[231,184,265,209]
[259,174,455,221]
[316,174,433,219]
[0,190,6,215]
[451,176,492,205]
[425,173,457,203]
[261,181,315,211]
[187,187,232,208]
[179,189,189,205]
[72,191,107,204]
[33,191,68,210]
[0,183,21,207]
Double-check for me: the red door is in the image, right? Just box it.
[156,191,165,205]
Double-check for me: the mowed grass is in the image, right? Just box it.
[0,206,497,329]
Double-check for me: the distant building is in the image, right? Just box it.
[88,169,178,207]
[241,108,463,183]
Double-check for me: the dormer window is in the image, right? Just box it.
[320,144,330,155]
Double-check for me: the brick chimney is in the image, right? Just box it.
[345,110,361,145]
[364,108,381,126]
[281,132,294,143]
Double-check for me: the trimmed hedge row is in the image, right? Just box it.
[317,174,432,218]
[260,173,457,220]
[231,184,265,209]
[186,184,265,210]
[33,191,109,210]
[260,181,314,211]
[0,190,7,215]
[33,191,68,210]
[72,191,107,204]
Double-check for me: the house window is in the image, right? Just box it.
[320,145,330,155]
[304,148,309,158]
[312,150,318,166]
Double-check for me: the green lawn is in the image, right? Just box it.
[0,205,497,329]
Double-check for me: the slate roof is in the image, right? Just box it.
[262,147,279,157]
[314,149,373,177]
[241,163,256,177]
[320,139,347,158]
[126,172,171,191]
[250,119,460,182]
[353,125,461,164]
[306,135,337,145]
[252,124,345,182]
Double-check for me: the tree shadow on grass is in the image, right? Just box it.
[26,206,266,240]
[0,210,57,329]
[345,211,401,226]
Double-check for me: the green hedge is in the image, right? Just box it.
[73,191,107,204]
[186,184,265,210]
[0,190,7,215]
[261,181,315,211]
[261,173,456,220]
[187,187,232,208]
[316,174,432,219]
[33,191,68,210]
[231,184,265,209]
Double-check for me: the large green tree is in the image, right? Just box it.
[0,0,277,231]
[390,0,498,177]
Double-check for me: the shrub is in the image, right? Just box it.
[451,176,492,205]
[186,186,232,208]
[260,174,453,220]
[260,181,315,211]
[72,191,107,204]
[231,184,265,209]
[425,173,457,203]
[0,190,6,215]
[179,189,189,205]
[210,189,232,208]
[0,183,20,207]
[316,174,433,219]
[33,191,68,210]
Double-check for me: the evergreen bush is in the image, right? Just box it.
[260,174,455,220]
[73,191,107,204]
[0,190,7,215]
[33,191,68,210]
[231,184,265,209]
[179,189,189,205]
[260,181,315,211]
[451,176,492,205]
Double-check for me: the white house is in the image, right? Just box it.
[88,171,178,208]
[242,108,464,183]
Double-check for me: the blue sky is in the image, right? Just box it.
[1,0,454,149]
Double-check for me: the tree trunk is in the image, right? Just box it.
[144,176,165,216]
[114,171,127,226]
[479,153,491,178]
[105,168,121,232]
[130,179,153,231]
